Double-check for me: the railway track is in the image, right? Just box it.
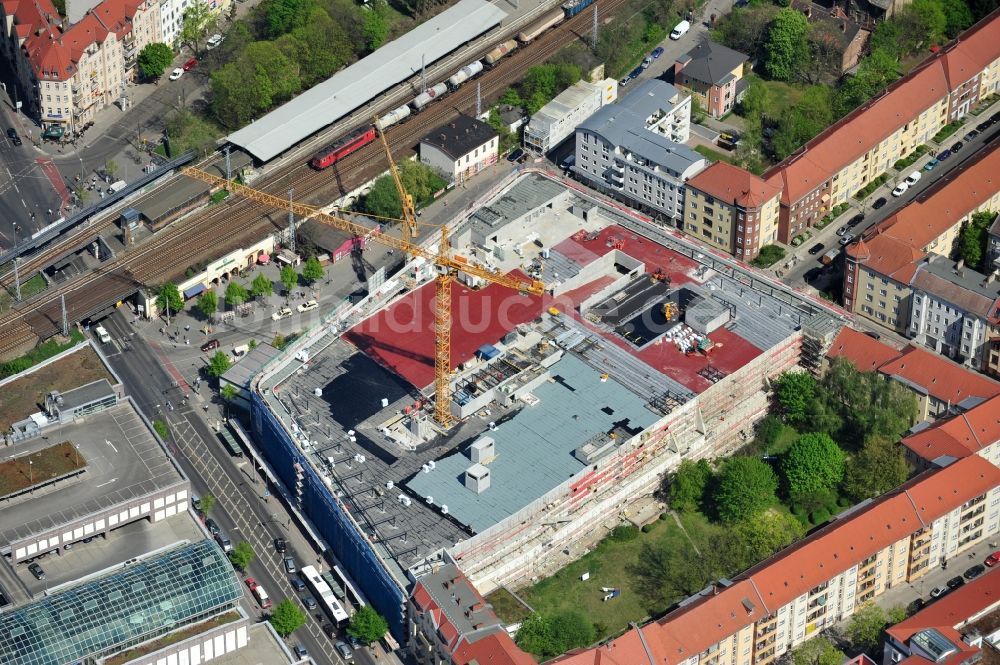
[0,0,627,358]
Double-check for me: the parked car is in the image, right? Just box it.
[629,66,644,79]
[205,518,220,536]
[904,170,922,186]
[984,550,1000,567]
[200,339,220,352]
[294,645,308,659]
[849,213,865,227]
[965,564,986,580]
[28,563,45,580]
[937,148,953,161]
[950,141,963,152]
[619,76,631,87]
[183,58,198,71]
[891,182,910,197]
[283,556,297,574]
[977,121,991,132]
[274,537,287,553]
[168,68,183,80]
[924,158,940,171]
[836,225,850,236]
[839,234,855,246]
[964,130,978,141]
[335,642,354,660]
[291,576,306,591]
[302,596,318,610]
[272,307,293,321]
[506,148,524,162]
[808,242,825,255]
[947,576,965,590]
[872,197,888,209]
[7,128,21,146]
[651,46,664,59]
[321,623,336,639]
[297,299,319,313]
[642,56,652,67]
[930,586,947,598]
[206,33,224,49]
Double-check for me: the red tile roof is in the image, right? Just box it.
[879,346,1000,406]
[764,8,1000,207]
[887,567,1000,646]
[453,632,537,665]
[685,161,782,209]
[826,327,902,371]
[902,394,1000,461]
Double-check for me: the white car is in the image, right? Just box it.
[206,33,224,49]
[168,68,183,81]
[891,181,910,197]
[297,299,319,313]
[271,307,293,321]
[904,170,922,186]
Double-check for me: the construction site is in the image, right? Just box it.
[247,170,845,633]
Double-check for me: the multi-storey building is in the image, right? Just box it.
[574,79,704,222]
[762,9,1000,244]
[682,162,782,261]
[420,115,499,185]
[672,40,748,119]
[842,145,1000,333]
[1,0,162,135]
[523,78,617,155]
[791,2,871,74]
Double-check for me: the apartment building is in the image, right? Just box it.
[682,162,782,261]
[672,40,748,119]
[523,78,617,154]
[408,562,535,665]
[420,115,499,184]
[826,326,1000,420]
[1,0,161,135]
[762,9,1000,244]
[842,145,1000,333]
[791,2,871,74]
[574,79,704,222]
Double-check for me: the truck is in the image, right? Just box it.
[95,325,111,343]
[821,248,840,266]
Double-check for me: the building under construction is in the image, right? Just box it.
[247,171,845,636]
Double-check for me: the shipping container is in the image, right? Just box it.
[484,40,518,67]
[561,0,594,17]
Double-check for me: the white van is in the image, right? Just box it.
[107,180,127,194]
[95,325,111,344]
[232,344,249,358]
[670,20,690,39]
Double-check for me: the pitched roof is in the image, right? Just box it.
[826,326,902,371]
[685,162,782,209]
[911,255,1000,319]
[452,631,537,665]
[887,567,1000,645]
[421,114,498,161]
[763,8,1000,206]
[879,345,1000,406]
[675,39,748,87]
[902,393,1000,461]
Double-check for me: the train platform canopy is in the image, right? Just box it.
[226,0,507,163]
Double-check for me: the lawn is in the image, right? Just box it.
[755,78,807,116]
[510,513,720,640]
[694,145,734,164]
[0,441,87,497]
[488,587,532,625]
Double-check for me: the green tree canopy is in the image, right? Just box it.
[347,605,389,644]
[225,281,249,306]
[669,459,713,512]
[771,85,833,159]
[280,265,299,295]
[361,0,390,51]
[165,109,223,158]
[719,511,804,571]
[210,42,301,128]
[272,333,288,349]
[846,603,906,651]
[842,434,910,501]
[781,432,846,498]
[251,273,274,298]
[714,457,779,522]
[207,350,232,378]
[302,256,325,283]
[220,384,238,415]
[197,290,218,318]
[515,611,596,658]
[200,493,216,514]
[228,540,255,571]
[791,636,846,665]
[773,371,817,426]
[260,0,316,39]
[181,1,217,51]
[156,283,184,317]
[762,9,810,81]
[269,598,306,636]
[138,43,174,79]
[957,211,995,271]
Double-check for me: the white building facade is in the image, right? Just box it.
[420,115,499,184]
[523,78,617,154]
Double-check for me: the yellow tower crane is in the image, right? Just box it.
[374,118,418,246]
[182,166,544,428]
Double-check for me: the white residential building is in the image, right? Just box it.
[523,78,617,154]
[420,115,499,184]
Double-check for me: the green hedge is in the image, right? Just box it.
[932,121,963,143]
[751,244,786,268]
[854,173,889,199]
[893,145,928,171]
[607,525,640,542]
[0,329,85,379]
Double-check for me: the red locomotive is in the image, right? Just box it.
[310,125,378,169]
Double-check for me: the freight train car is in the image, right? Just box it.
[310,125,378,169]
[517,8,565,42]
[377,105,412,130]
[562,0,594,17]
[411,83,449,111]
[484,39,518,67]
[447,60,484,89]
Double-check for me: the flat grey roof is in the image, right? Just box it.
[227,0,507,162]
[406,353,658,532]
[0,400,186,547]
[222,343,282,390]
[465,173,566,238]
[58,379,116,411]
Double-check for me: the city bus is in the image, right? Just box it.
[300,565,349,625]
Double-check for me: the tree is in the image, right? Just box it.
[771,85,834,159]
[754,415,785,451]
[272,333,288,350]
[813,358,918,445]
[104,159,119,179]
[280,265,299,295]
[180,1,217,51]
[714,457,779,522]
[835,48,901,116]
[762,9,809,81]
[956,211,995,271]
[363,176,404,219]
[909,0,948,44]
[362,0,390,51]
[669,459,712,512]
[225,281,249,307]
[228,540,255,571]
[210,43,301,128]
[940,0,973,36]
[137,42,173,80]
[166,109,223,157]
[287,9,353,87]
[515,611,595,658]
[842,434,910,501]
[251,273,274,299]
[260,0,315,39]
[153,420,170,440]
[781,432,846,498]
[197,290,218,318]
[207,350,232,378]
[269,598,307,636]
[846,603,898,651]
[156,283,184,320]
[302,256,325,284]
[347,605,389,644]
[220,384,238,417]
[712,4,779,60]
[773,371,816,426]
[721,511,804,571]
[200,493,216,514]
[791,636,846,665]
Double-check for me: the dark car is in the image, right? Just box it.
[321,622,336,639]
[7,128,21,146]
[947,575,965,590]
[28,563,45,580]
[651,46,664,59]
[274,537,286,553]
[629,66,644,79]
[200,339,220,352]
[872,197,888,209]
[506,148,524,163]
[290,576,306,592]
[950,141,963,152]
[808,242,825,255]
[937,148,953,161]
[991,111,1000,123]
[978,121,991,132]
[849,213,865,227]
[302,595,318,610]
[347,634,365,650]
[964,130,978,141]
[964,564,986,580]
[336,642,354,661]
[205,518,220,536]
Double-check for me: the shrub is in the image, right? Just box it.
[641,524,653,533]
[659,512,668,521]
[809,509,830,525]
[836,496,850,507]
[791,503,805,516]
[608,525,640,542]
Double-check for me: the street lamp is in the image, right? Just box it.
[28,459,33,487]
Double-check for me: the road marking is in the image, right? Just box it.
[105,439,118,453]
[96,478,118,487]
